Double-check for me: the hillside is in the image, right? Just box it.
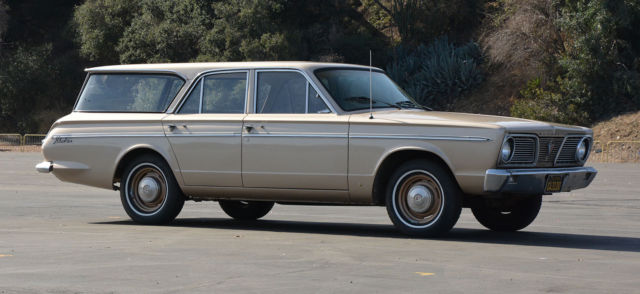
[592,111,640,143]
[590,111,640,162]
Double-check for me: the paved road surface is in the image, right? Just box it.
[1,153,639,293]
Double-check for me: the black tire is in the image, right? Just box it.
[471,195,542,232]
[385,159,462,237]
[120,154,184,224]
[219,200,274,220]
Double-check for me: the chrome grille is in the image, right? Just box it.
[556,137,583,165]
[501,134,590,168]
[537,137,564,167]
[510,136,536,164]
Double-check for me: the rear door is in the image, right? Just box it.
[163,71,248,187]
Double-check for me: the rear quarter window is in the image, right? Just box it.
[75,74,184,112]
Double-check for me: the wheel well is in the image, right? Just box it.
[113,148,168,187]
[372,150,456,206]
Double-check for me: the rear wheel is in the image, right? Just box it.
[120,154,184,224]
[385,159,462,237]
[219,200,274,220]
[471,195,542,231]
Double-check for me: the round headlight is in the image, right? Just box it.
[576,138,589,162]
[501,138,514,162]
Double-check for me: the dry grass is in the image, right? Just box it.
[481,0,561,78]
[589,111,640,163]
[457,0,563,117]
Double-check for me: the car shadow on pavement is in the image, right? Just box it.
[93,218,640,253]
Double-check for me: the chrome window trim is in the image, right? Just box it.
[198,78,204,113]
[349,135,492,142]
[253,69,337,114]
[305,82,309,113]
[174,70,250,114]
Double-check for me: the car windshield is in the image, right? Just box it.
[314,69,422,112]
[75,74,184,112]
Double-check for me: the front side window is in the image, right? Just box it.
[75,74,184,112]
[256,71,330,114]
[314,69,421,112]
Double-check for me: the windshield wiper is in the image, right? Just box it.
[395,100,432,111]
[343,96,401,109]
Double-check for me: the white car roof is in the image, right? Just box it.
[86,61,382,80]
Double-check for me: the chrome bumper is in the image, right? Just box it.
[484,166,597,195]
[36,161,53,173]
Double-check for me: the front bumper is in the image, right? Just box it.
[484,166,597,195]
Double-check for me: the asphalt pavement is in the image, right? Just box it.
[0,152,639,293]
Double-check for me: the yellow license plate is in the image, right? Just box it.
[545,175,564,192]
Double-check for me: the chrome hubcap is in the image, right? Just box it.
[138,176,160,203]
[127,164,168,214]
[394,170,444,226]
[407,185,432,213]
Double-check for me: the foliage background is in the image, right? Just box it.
[0,0,639,133]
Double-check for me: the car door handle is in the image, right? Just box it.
[167,124,177,131]
[244,125,254,132]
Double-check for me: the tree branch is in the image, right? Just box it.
[371,0,392,16]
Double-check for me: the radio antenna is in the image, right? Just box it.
[369,50,373,119]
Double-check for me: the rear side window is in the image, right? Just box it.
[178,72,248,114]
[75,74,184,112]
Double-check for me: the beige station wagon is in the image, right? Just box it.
[36,62,597,237]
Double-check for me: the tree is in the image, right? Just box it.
[73,0,140,64]
[557,0,640,121]
[0,0,8,42]
[117,0,213,63]
[198,0,297,61]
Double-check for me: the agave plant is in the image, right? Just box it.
[387,37,483,110]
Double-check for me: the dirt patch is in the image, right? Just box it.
[590,111,640,163]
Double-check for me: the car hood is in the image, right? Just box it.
[350,110,592,136]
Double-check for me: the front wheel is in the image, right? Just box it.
[471,195,542,232]
[120,154,184,224]
[386,159,462,237]
[219,200,274,220]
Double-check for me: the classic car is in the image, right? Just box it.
[36,62,597,237]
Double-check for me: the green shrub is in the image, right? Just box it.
[556,0,640,122]
[386,37,483,110]
[511,77,589,125]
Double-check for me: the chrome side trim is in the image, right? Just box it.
[166,133,241,137]
[53,134,165,139]
[243,133,348,139]
[349,135,492,142]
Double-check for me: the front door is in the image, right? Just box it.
[242,70,349,190]
[164,71,248,187]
